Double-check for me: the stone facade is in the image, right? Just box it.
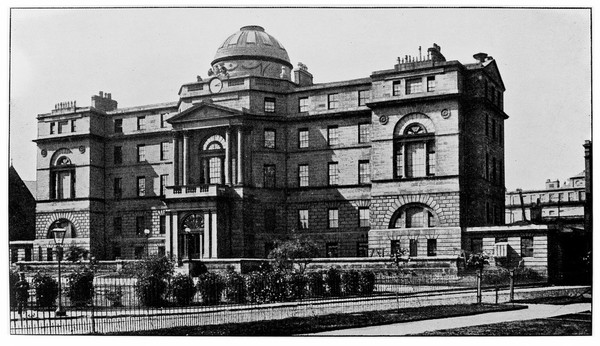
[32,26,507,261]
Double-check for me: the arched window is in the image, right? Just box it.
[50,155,75,200]
[389,203,438,228]
[394,120,436,179]
[181,213,204,232]
[47,218,77,238]
[200,135,226,184]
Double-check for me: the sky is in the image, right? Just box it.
[8,7,592,191]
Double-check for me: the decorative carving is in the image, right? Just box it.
[379,114,389,125]
[79,146,86,153]
[441,108,451,119]
[41,149,47,157]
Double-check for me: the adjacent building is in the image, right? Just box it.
[32,25,507,262]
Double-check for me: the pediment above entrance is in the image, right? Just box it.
[168,101,244,129]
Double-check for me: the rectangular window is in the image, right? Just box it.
[264,129,276,149]
[409,239,418,257]
[427,142,436,176]
[158,246,166,257]
[328,209,339,228]
[327,125,339,146]
[326,242,339,258]
[160,174,168,196]
[50,122,56,134]
[263,164,276,188]
[405,78,422,94]
[160,142,170,161]
[57,120,68,134]
[264,97,276,113]
[357,242,368,257]
[298,209,309,230]
[114,146,123,165]
[328,93,339,109]
[47,248,53,261]
[427,239,437,256]
[521,236,534,257]
[264,209,276,233]
[298,97,309,113]
[390,240,401,255]
[358,123,370,143]
[298,128,309,148]
[114,119,123,133]
[358,90,369,106]
[134,246,144,259]
[427,76,436,92]
[71,119,77,132]
[113,177,122,199]
[137,116,146,131]
[328,162,339,186]
[359,207,370,227]
[159,215,166,234]
[137,176,146,197]
[392,80,402,96]
[137,144,145,162]
[470,238,483,254]
[113,217,122,234]
[160,113,167,128]
[298,164,309,187]
[395,143,404,178]
[359,160,370,184]
[136,216,145,235]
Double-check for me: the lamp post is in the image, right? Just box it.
[51,228,67,317]
[144,228,150,257]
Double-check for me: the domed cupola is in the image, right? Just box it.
[210,25,293,80]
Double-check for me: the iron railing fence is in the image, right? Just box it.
[9,269,547,335]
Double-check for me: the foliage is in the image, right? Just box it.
[65,244,89,262]
[105,288,123,307]
[170,274,196,305]
[66,267,94,306]
[390,247,410,267]
[287,273,308,300]
[306,271,325,297]
[325,267,342,297]
[197,272,224,305]
[268,235,320,273]
[131,257,174,307]
[9,270,19,308]
[481,267,510,285]
[341,270,360,295]
[466,252,490,271]
[223,269,246,304]
[358,270,376,295]
[32,272,58,308]
[245,271,272,303]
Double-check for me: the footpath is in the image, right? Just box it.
[312,302,592,335]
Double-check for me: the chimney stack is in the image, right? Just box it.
[294,62,313,87]
[473,52,488,63]
[91,91,118,112]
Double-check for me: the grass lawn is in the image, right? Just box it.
[415,311,592,336]
[512,294,592,305]
[108,303,526,336]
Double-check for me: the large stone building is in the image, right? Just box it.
[33,25,507,262]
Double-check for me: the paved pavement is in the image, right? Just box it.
[311,303,592,336]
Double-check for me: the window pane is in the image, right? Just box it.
[427,142,436,175]
[395,144,404,178]
[405,142,426,177]
[521,237,534,257]
[359,161,370,184]
[264,98,275,113]
[359,208,370,227]
[299,97,309,112]
[264,129,276,149]
[405,206,425,228]
[328,162,339,185]
[327,126,339,146]
[326,242,339,258]
[299,209,309,229]
[209,157,222,184]
[298,129,309,148]
[137,145,145,162]
[264,165,276,188]
[160,174,168,195]
[137,177,146,196]
[359,123,370,143]
[328,209,339,228]
[137,116,146,130]
[328,94,339,109]
[409,239,418,257]
[406,78,422,94]
[161,142,170,160]
[427,76,436,92]
[299,164,309,187]
[427,239,437,256]
[114,119,123,133]
[359,90,369,106]
[393,81,401,96]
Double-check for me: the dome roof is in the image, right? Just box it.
[212,25,292,68]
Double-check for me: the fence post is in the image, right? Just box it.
[495,286,499,304]
[476,270,482,304]
[509,269,515,302]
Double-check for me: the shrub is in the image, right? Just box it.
[481,267,510,286]
[171,274,196,306]
[307,271,325,297]
[105,288,123,307]
[9,270,19,308]
[325,267,342,297]
[269,271,290,302]
[65,245,89,262]
[246,271,273,303]
[66,267,94,307]
[358,270,376,295]
[197,272,224,305]
[223,270,246,304]
[32,272,58,308]
[341,270,360,296]
[131,257,174,307]
[514,267,542,282]
[287,273,308,300]
[268,235,319,273]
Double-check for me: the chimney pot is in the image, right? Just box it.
[99,91,104,97]
[473,53,488,63]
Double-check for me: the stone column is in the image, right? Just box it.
[165,212,172,259]
[183,132,189,185]
[172,134,179,185]
[172,213,179,262]
[203,211,210,258]
[211,211,218,258]
[225,128,231,185]
[237,127,243,185]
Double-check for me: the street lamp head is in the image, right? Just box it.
[51,228,67,246]
[184,227,191,234]
[144,228,150,236]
